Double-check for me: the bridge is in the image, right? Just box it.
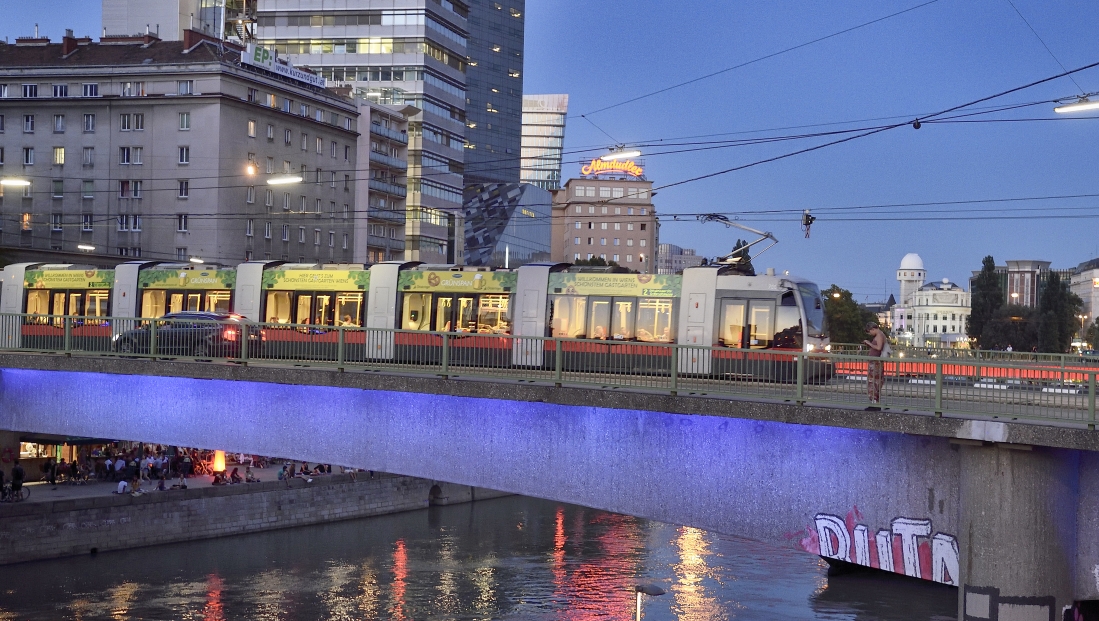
[0,321,1098,619]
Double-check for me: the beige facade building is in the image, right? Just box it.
[551,176,658,273]
[0,30,358,264]
[357,101,412,263]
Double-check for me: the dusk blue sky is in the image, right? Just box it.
[4,0,1098,300]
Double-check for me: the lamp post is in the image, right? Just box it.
[634,584,665,621]
[1079,314,1089,340]
[1011,292,1019,304]
[1054,97,1099,114]
[601,147,641,162]
[0,177,31,187]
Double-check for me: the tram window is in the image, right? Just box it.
[314,294,333,326]
[636,297,674,342]
[612,298,635,340]
[781,291,797,306]
[435,297,453,331]
[588,296,611,340]
[401,293,431,330]
[335,292,362,326]
[205,291,231,314]
[549,295,587,338]
[296,295,312,325]
[68,293,83,317]
[455,297,476,332]
[186,293,201,312]
[26,290,48,316]
[719,300,746,348]
[86,290,109,318]
[265,291,291,323]
[477,294,510,333]
[142,290,166,318]
[169,293,185,315]
[774,303,802,349]
[52,292,66,316]
[748,300,775,349]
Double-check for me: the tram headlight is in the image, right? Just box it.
[824,344,832,352]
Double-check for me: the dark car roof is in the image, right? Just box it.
[162,312,239,320]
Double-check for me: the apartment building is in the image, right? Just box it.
[0,30,358,263]
[551,176,659,273]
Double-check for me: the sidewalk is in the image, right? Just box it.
[12,462,345,505]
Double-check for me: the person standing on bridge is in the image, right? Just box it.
[863,322,887,411]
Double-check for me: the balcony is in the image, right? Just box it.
[369,123,409,144]
[369,150,408,170]
[369,208,407,224]
[369,178,408,198]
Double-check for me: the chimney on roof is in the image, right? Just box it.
[62,29,78,55]
[35,24,38,38]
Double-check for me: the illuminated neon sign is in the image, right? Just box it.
[581,158,644,177]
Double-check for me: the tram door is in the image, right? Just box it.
[718,298,775,349]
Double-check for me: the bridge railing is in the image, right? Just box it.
[0,313,1094,429]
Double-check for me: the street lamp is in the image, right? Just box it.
[634,584,665,621]
[1011,292,1019,303]
[1079,314,1089,338]
[601,147,642,161]
[1054,98,1099,114]
[77,244,95,252]
[189,257,204,264]
[0,177,31,187]
[832,292,841,299]
[267,175,303,185]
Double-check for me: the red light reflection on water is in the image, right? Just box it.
[203,574,224,621]
[551,511,644,620]
[390,539,409,621]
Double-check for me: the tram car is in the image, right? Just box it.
[0,260,830,381]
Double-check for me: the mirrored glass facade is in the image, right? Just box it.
[520,94,568,191]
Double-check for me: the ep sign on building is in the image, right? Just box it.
[242,44,327,89]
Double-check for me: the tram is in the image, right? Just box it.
[0,259,831,380]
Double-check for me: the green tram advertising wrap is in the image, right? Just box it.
[262,269,370,291]
[547,273,680,298]
[139,269,236,291]
[398,270,516,293]
[25,269,114,290]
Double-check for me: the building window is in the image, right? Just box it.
[266,93,277,108]
[117,214,130,231]
[120,114,131,131]
[53,114,65,133]
[614,223,621,231]
[600,238,607,246]
[0,114,5,132]
[298,227,306,243]
[627,239,634,247]
[612,187,624,198]
[315,198,322,213]
[640,239,647,247]
[282,193,290,210]
[81,180,94,198]
[573,237,580,245]
[600,223,607,230]
[301,133,308,151]
[282,225,290,241]
[266,124,275,140]
[22,148,33,165]
[300,195,307,212]
[599,187,611,198]
[342,234,348,250]
[573,206,581,214]
[264,222,272,239]
[83,113,95,132]
[284,128,292,145]
[626,255,633,263]
[120,81,145,97]
[248,120,257,137]
[179,112,191,130]
[613,238,620,246]
[53,147,65,165]
[613,254,620,262]
[22,84,38,98]
[265,157,274,174]
[82,83,98,97]
[331,141,337,158]
[51,180,63,198]
[177,214,189,231]
[343,204,349,220]
[247,88,258,103]
[328,231,334,247]
[344,145,351,161]
[316,137,323,154]
[132,182,142,199]
[283,161,291,174]
[132,147,142,165]
[81,214,93,231]
[176,247,187,260]
[627,223,634,231]
[640,223,647,231]
[314,229,321,245]
[23,115,34,132]
[177,80,194,95]
[246,186,255,204]
[178,146,190,164]
[21,213,31,231]
[178,180,189,198]
[265,189,273,207]
[246,219,254,237]
[119,147,131,164]
[133,114,144,130]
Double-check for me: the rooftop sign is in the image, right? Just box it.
[242,44,326,89]
[580,158,644,177]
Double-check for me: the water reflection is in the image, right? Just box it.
[0,496,955,620]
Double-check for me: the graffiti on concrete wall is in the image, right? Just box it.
[791,506,959,586]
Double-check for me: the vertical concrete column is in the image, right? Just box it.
[958,444,1078,621]
[0,430,19,480]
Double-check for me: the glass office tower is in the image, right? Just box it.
[255,0,470,262]
[520,94,568,191]
[462,0,525,187]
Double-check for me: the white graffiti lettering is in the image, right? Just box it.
[932,533,960,584]
[892,518,932,578]
[853,524,870,566]
[814,513,851,562]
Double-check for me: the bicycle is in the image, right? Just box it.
[2,483,30,502]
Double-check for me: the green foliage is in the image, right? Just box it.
[1036,272,1082,353]
[1085,318,1099,350]
[981,304,1039,351]
[969,255,1002,348]
[823,285,877,345]
[572,257,637,272]
[728,239,756,276]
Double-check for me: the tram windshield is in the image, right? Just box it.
[797,283,826,337]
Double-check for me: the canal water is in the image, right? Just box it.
[0,496,955,620]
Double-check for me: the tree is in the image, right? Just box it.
[728,239,756,276]
[823,285,877,345]
[969,255,1002,348]
[1037,272,1082,353]
[981,304,1039,351]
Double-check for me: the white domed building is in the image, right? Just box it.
[891,253,972,348]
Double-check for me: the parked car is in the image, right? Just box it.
[112,312,262,358]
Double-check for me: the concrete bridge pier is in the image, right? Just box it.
[958,443,1079,621]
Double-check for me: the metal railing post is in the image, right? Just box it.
[63,316,72,354]
[1090,372,1096,431]
[670,344,679,395]
[149,320,158,356]
[440,332,449,379]
[336,326,345,371]
[795,351,805,405]
[934,361,944,416]
[554,338,563,387]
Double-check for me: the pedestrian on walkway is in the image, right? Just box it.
[863,322,887,411]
